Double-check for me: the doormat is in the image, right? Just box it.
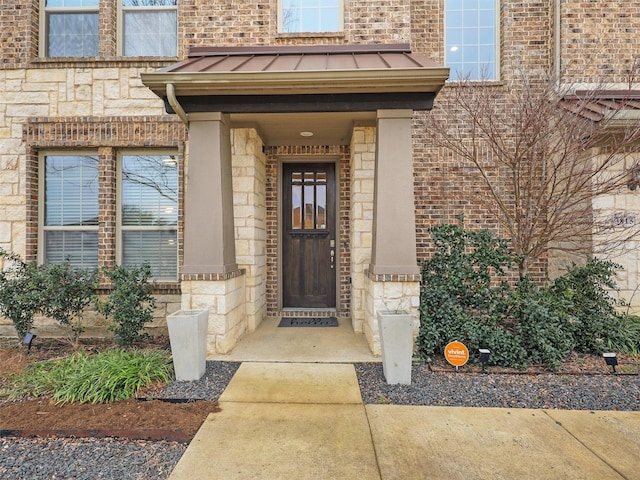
[278,317,339,327]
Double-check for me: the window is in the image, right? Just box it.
[120,154,178,281]
[445,0,498,81]
[43,0,99,57]
[279,0,341,33]
[291,171,327,230]
[121,0,178,56]
[42,155,99,269]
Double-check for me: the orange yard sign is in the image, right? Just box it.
[444,341,469,367]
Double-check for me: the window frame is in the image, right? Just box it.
[39,0,100,58]
[444,0,500,82]
[38,151,100,268]
[116,151,179,281]
[277,0,344,34]
[117,0,179,57]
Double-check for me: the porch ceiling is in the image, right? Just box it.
[231,111,376,146]
[141,44,449,146]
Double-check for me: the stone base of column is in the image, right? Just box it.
[180,270,246,354]
[364,270,420,356]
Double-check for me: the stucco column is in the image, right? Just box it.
[369,109,419,275]
[183,112,238,274]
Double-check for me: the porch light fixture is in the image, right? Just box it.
[603,352,618,373]
[478,349,491,372]
[22,333,36,354]
[299,131,314,137]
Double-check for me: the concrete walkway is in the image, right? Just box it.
[168,362,640,480]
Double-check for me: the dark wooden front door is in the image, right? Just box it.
[282,163,336,308]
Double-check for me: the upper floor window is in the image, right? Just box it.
[42,154,99,269]
[44,0,99,57]
[121,0,178,56]
[279,0,341,33]
[445,0,498,81]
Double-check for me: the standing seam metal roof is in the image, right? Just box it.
[158,44,442,74]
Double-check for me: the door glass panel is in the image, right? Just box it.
[290,169,330,230]
[292,183,302,229]
[304,184,315,229]
[316,184,326,228]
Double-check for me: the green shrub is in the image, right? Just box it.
[0,249,98,344]
[0,249,41,339]
[547,258,627,354]
[611,314,640,354]
[3,348,173,404]
[417,221,523,365]
[97,263,156,347]
[417,222,634,370]
[38,262,98,346]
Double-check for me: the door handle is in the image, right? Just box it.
[330,249,335,269]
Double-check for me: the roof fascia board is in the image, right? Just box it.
[141,68,450,96]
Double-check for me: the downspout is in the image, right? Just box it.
[166,83,188,125]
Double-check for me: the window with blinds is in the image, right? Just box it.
[120,154,178,281]
[43,155,99,269]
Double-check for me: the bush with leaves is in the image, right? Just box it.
[38,262,98,346]
[417,221,525,365]
[0,249,98,344]
[418,222,636,370]
[0,249,41,339]
[546,258,627,354]
[97,263,156,347]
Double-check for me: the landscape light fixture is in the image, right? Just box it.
[478,349,491,372]
[603,352,618,374]
[22,333,36,353]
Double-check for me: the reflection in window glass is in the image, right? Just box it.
[304,184,315,229]
[280,0,340,33]
[122,0,178,56]
[290,170,329,230]
[121,155,178,280]
[45,0,99,57]
[445,0,497,81]
[44,155,99,269]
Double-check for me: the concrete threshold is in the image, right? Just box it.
[169,362,640,480]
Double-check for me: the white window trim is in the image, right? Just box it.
[116,0,179,57]
[38,151,100,264]
[116,151,179,280]
[277,0,344,34]
[39,0,100,58]
[444,0,501,82]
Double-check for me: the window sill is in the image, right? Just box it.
[31,56,179,69]
[97,281,181,296]
[276,32,345,40]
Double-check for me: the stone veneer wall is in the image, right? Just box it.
[349,125,375,333]
[180,272,246,355]
[364,273,421,355]
[231,128,267,332]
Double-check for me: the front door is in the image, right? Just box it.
[282,163,336,308]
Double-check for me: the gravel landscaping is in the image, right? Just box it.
[1,360,639,479]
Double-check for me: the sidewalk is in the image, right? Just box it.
[168,362,640,479]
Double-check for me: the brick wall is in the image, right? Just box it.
[264,146,351,317]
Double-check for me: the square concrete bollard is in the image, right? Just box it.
[166,310,208,381]
[377,311,413,384]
